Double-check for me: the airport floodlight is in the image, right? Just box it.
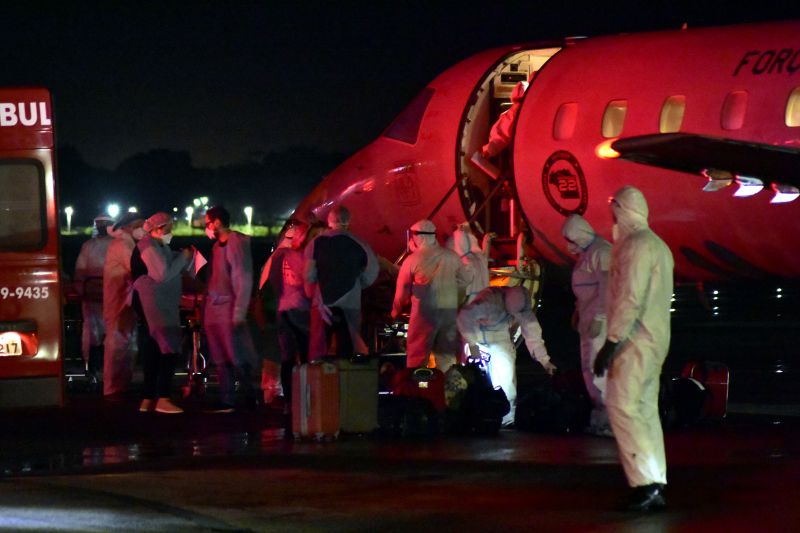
[64,206,74,233]
[244,206,253,226]
[107,203,120,219]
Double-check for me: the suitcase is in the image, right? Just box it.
[337,355,379,434]
[292,361,340,441]
[391,367,446,412]
[378,394,443,438]
[386,367,446,438]
[681,361,729,419]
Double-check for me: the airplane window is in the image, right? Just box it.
[786,87,800,127]
[553,102,578,140]
[660,95,686,133]
[602,100,627,138]
[383,87,435,144]
[721,91,748,130]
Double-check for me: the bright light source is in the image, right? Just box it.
[128,206,138,213]
[733,175,764,197]
[595,139,620,159]
[712,290,719,295]
[172,207,179,213]
[770,182,800,204]
[244,206,253,226]
[200,196,209,205]
[107,203,120,218]
[193,198,201,207]
[185,206,194,224]
[64,206,74,232]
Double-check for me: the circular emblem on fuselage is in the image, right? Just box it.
[541,150,588,216]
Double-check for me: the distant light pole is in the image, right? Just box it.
[107,203,120,219]
[64,206,74,233]
[185,206,194,227]
[244,206,253,228]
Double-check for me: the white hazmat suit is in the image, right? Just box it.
[600,186,674,490]
[102,228,139,396]
[482,81,528,159]
[562,214,613,435]
[75,216,113,375]
[448,224,490,304]
[457,285,556,426]
[392,219,471,372]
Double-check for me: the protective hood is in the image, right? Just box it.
[409,219,437,249]
[504,285,529,314]
[143,212,172,232]
[611,185,649,240]
[561,214,595,250]
[450,224,480,257]
[511,81,528,103]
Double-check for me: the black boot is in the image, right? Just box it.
[86,345,104,392]
[625,483,666,512]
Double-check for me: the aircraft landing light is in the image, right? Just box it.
[595,139,620,159]
[770,182,799,204]
[733,175,764,197]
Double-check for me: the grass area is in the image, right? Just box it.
[61,223,282,237]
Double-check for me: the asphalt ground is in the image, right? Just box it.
[1,386,799,532]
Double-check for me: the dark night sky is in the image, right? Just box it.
[3,1,800,170]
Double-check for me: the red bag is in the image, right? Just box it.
[391,367,446,412]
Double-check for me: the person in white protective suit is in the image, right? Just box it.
[305,206,379,358]
[203,206,260,412]
[102,212,145,397]
[562,214,613,436]
[481,80,528,160]
[457,285,557,427]
[75,214,114,384]
[593,185,674,512]
[447,223,490,305]
[392,219,473,372]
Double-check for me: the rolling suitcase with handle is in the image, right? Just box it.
[292,360,340,441]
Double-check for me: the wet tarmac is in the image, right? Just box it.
[1,387,800,532]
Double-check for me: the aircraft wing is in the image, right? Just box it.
[611,133,800,190]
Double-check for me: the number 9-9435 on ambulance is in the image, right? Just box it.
[0,87,63,408]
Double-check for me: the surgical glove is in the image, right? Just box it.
[593,340,618,377]
[589,317,605,338]
[543,361,557,376]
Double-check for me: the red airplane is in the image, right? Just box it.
[291,20,800,282]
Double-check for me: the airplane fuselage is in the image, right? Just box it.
[293,20,800,282]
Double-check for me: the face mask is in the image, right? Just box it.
[161,232,173,245]
[205,227,216,240]
[612,223,620,242]
[132,227,145,240]
[567,242,582,255]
